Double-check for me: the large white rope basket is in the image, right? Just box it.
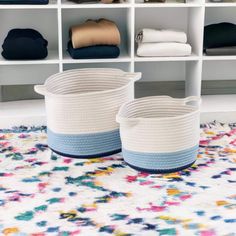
[35,68,141,158]
[116,96,200,173]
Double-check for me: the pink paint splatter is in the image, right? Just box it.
[180,194,192,201]
[31,233,45,236]
[70,230,81,235]
[200,140,210,145]
[140,181,154,186]
[18,134,30,139]
[229,128,236,136]
[200,230,216,236]
[165,201,180,206]
[2,173,14,177]
[151,185,162,189]
[125,175,137,183]
[138,172,150,178]
[63,158,72,164]
[137,203,166,212]
[38,183,48,193]
[230,139,236,146]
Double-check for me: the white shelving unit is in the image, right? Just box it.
[1,0,236,127]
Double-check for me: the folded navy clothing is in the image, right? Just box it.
[2,28,48,60]
[67,41,120,59]
[204,22,236,50]
[0,0,48,4]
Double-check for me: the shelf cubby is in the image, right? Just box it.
[134,7,204,59]
[0,9,59,64]
[61,8,132,62]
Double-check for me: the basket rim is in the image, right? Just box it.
[35,68,141,98]
[116,95,200,123]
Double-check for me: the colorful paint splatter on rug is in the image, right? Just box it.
[0,122,236,236]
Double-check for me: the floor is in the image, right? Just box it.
[0,121,236,235]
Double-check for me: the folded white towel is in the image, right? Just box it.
[137,42,192,57]
[136,28,187,44]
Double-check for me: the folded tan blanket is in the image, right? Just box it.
[70,19,121,49]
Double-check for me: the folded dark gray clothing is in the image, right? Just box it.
[67,41,120,59]
[205,46,236,56]
[0,0,48,4]
[204,22,236,50]
[2,28,48,60]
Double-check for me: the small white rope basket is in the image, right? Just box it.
[35,68,141,158]
[116,96,201,173]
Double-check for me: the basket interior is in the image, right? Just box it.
[121,99,197,119]
[45,69,130,95]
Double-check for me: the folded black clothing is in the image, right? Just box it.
[205,46,236,56]
[67,41,120,59]
[204,22,236,50]
[2,28,48,60]
[68,0,99,3]
[0,0,48,4]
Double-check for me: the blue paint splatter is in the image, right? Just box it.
[22,177,40,183]
[37,221,47,227]
[52,187,61,192]
[69,192,77,196]
[195,211,205,216]
[211,215,222,221]
[127,218,143,224]
[224,219,236,223]
[47,227,59,232]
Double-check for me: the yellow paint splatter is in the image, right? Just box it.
[205,131,216,135]
[82,203,97,208]
[216,200,229,206]
[163,173,181,179]
[158,215,192,223]
[114,230,130,236]
[197,154,203,158]
[167,188,181,195]
[224,148,236,153]
[3,227,19,236]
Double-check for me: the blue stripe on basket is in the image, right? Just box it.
[47,128,121,157]
[123,145,199,172]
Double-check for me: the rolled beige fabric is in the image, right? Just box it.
[70,19,121,49]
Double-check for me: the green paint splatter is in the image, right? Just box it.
[158,228,177,236]
[34,205,48,212]
[60,232,69,236]
[15,211,34,221]
[12,153,24,160]
[53,166,69,171]
[39,171,51,176]
[47,198,62,204]
[51,155,58,160]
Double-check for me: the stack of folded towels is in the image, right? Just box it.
[68,18,121,59]
[2,29,48,60]
[136,28,192,57]
[0,0,48,4]
[204,22,236,56]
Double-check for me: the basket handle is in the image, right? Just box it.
[116,115,140,127]
[150,96,201,107]
[34,85,47,96]
[123,72,142,82]
[181,96,201,107]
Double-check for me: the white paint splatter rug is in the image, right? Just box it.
[0,121,236,236]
